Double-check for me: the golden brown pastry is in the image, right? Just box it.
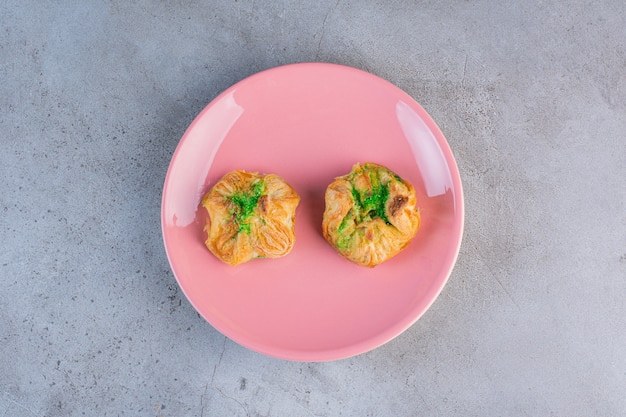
[201,170,300,266]
[322,163,420,267]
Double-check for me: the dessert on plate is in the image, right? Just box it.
[201,170,300,266]
[322,162,420,267]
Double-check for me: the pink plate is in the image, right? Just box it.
[161,63,464,361]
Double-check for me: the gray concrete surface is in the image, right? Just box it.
[1,0,625,416]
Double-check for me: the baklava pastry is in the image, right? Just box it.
[322,163,420,267]
[201,170,300,266]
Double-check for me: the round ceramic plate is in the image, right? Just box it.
[161,63,463,361]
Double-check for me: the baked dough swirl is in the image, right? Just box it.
[322,163,420,267]
[201,170,300,266]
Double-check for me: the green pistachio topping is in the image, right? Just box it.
[349,166,391,225]
[335,164,395,250]
[229,180,264,233]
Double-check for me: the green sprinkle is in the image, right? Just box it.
[229,180,264,233]
[350,187,363,210]
[338,214,351,233]
[336,212,354,250]
[336,234,352,250]
[335,164,398,251]
[237,222,252,234]
[351,182,390,225]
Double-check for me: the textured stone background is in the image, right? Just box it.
[1,1,625,416]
